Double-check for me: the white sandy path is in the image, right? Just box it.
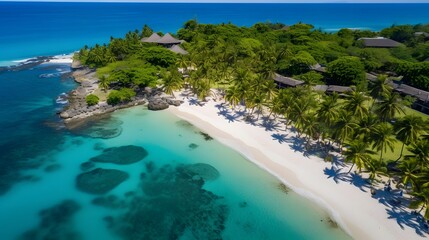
[168,97,424,240]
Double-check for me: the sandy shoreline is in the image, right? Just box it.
[168,95,424,240]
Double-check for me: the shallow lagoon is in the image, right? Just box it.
[0,65,351,239]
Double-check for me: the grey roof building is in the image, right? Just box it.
[168,45,188,55]
[273,73,305,87]
[359,37,401,48]
[141,33,162,43]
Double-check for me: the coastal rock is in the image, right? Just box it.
[165,98,183,107]
[90,145,148,165]
[148,97,169,111]
[76,168,129,194]
[71,59,83,69]
[60,112,70,119]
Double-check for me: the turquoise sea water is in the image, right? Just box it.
[1,2,429,64]
[0,64,352,239]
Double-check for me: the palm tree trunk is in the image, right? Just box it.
[348,163,355,173]
[395,143,405,162]
[379,149,384,163]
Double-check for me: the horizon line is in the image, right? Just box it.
[2,0,429,4]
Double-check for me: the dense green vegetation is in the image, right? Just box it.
[85,94,99,106]
[75,20,429,219]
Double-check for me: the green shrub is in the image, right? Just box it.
[86,94,99,106]
[107,88,136,105]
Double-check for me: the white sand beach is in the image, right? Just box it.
[168,94,425,240]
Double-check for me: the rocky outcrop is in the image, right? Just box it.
[148,97,169,111]
[166,98,183,106]
[59,69,183,125]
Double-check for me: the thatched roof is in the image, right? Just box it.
[392,83,429,102]
[314,85,352,93]
[168,45,188,55]
[141,33,161,43]
[415,32,429,38]
[273,73,304,87]
[157,33,182,45]
[311,63,326,73]
[359,37,401,48]
[366,73,378,81]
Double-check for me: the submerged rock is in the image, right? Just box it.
[181,163,220,181]
[90,145,148,165]
[19,200,82,240]
[80,161,95,171]
[188,143,199,149]
[76,168,129,194]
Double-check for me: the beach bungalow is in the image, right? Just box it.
[313,85,352,95]
[141,33,162,43]
[156,33,183,47]
[359,37,401,48]
[392,82,429,114]
[273,73,305,88]
[414,32,429,40]
[168,45,188,55]
[141,32,188,55]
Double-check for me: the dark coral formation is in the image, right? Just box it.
[188,143,199,149]
[19,200,82,240]
[76,168,129,194]
[80,161,95,171]
[90,145,148,165]
[103,162,227,240]
[69,116,123,139]
[199,131,214,141]
[181,163,220,181]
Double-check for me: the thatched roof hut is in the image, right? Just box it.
[141,33,162,43]
[273,73,305,88]
[157,33,182,45]
[168,45,188,55]
[314,85,352,94]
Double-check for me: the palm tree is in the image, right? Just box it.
[353,113,379,142]
[398,159,421,191]
[344,140,375,173]
[302,114,320,148]
[162,70,183,97]
[344,90,369,120]
[405,139,429,168]
[376,92,405,122]
[98,75,110,92]
[394,115,426,161]
[333,110,358,149]
[368,74,392,108]
[317,93,340,147]
[371,122,397,162]
[410,188,429,219]
[225,85,241,108]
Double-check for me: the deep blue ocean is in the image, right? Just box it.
[0,3,427,239]
[1,2,429,64]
